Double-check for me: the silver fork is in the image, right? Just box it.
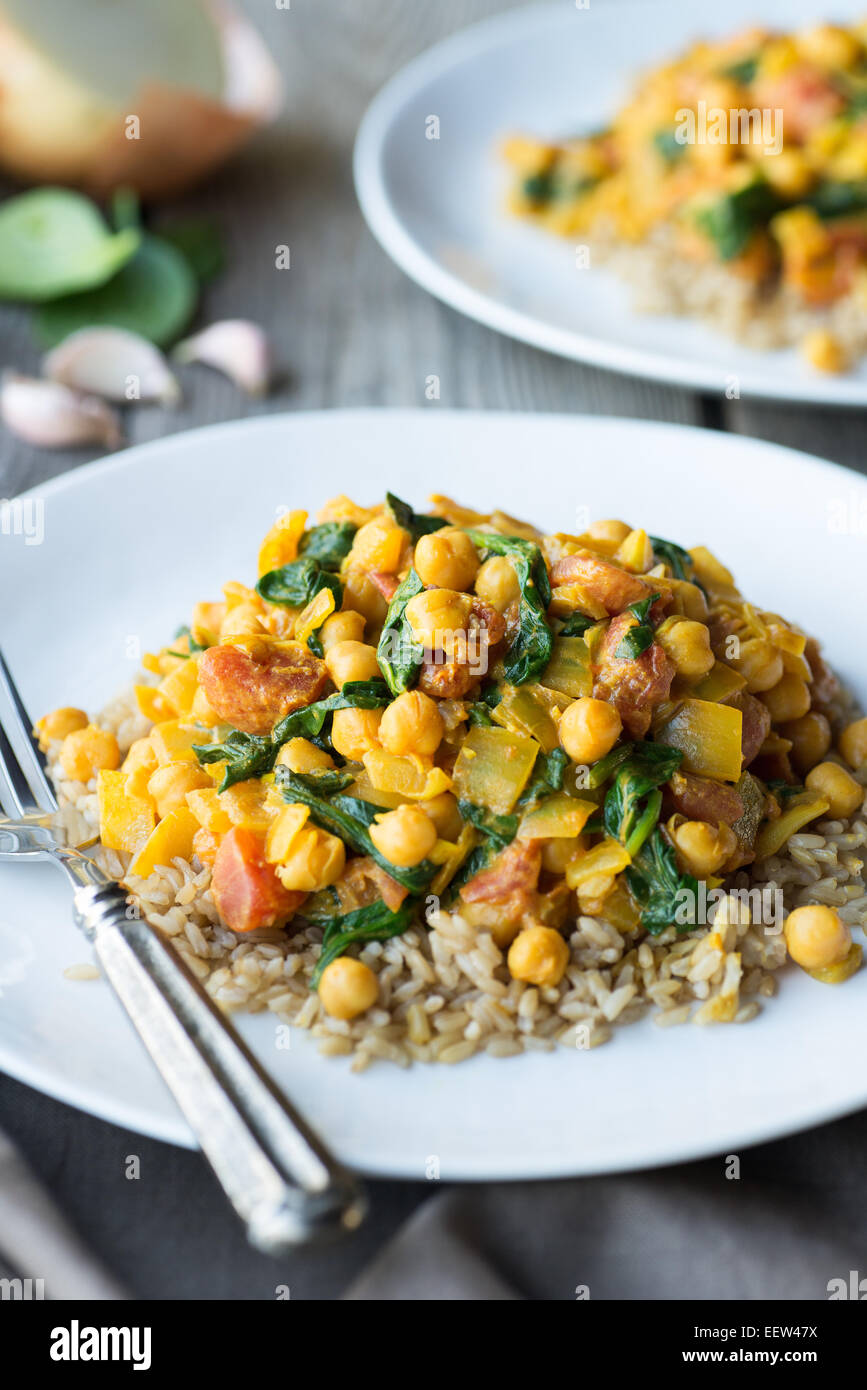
[0,647,367,1251]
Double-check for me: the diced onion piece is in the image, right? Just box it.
[690,660,747,704]
[540,637,593,700]
[809,943,862,985]
[294,587,335,647]
[451,725,538,814]
[362,749,451,801]
[755,793,830,860]
[656,698,743,782]
[518,793,596,840]
[491,683,562,752]
[565,836,631,888]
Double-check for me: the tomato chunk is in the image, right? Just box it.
[200,640,328,736]
[211,826,305,933]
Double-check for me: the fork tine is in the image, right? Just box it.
[0,718,36,818]
[0,647,58,812]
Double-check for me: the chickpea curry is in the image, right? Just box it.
[40,493,866,1022]
[505,21,867,372]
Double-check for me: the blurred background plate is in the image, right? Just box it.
[354,0,867,406]
[1,410,866,1178]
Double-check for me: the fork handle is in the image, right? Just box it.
[71,882,366,1251]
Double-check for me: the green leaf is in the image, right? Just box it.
[615,593,660,660]
[377,567,425,697]
[649,535,693,582]
[457,799,518,851]
[384,492,447,542]
[603,743,683,856]
[626,830,698,935]
[193,731,273,792]
[693,179,780,261]
[467,703,494,726]
[256,558,343,609]
[462,530,553,685]
[157,217,226,284]
[517,747,569,811]
[277,767,437,893]
[587,743,634,789]
[0,189,141,302]
[299,521,357,569]
[653,129,688,164]
[720,55,758,84]
[806,180,867,220]
[558,612,594,637]
[36,232,197,347]
[310,900,417,986]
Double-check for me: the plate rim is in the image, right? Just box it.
[353,0,867,408]
[3,407,867,1176]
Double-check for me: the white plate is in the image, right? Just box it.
[354,0,867,406]
[1,410,865,1179]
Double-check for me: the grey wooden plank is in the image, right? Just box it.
[723,400,865,474]
[0,0,700,502]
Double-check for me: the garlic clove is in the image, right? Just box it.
[1,372,123,450]
[43,327,180,404]
[173,319,270,396]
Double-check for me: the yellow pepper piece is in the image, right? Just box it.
[565,837,631,889]
[149,720,203,767]
[129,808,199,878]
[134,685,174,723]
[294,587,336,647]
[185,787,232,835]
[97,769,155,855]
[258,510,307,578]
[265,804,310,864]
[158,658,200,718]
[363,748,452,801]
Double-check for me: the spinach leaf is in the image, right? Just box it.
[467,703,494,726]
[626,830,698,935]
[693,180,780,261]
[517,747,569,811]
[377,567,425,696]
[766,779,805,803]
[36,231,197,348]
[587,742,634,789]
[193,731,274,792]
[649,535,692,582]
[614,593,659,660]
[299,520,357,569]
[0,189,140,302]
[462,530,553,685]
[276,768,437,893]
[385,492,447,542]
[603,743,682,856]
[720,55,758,84]
[194,684,390,791]
[310,900,417,986]
[457,800,519,851]
[156,217,226,284]
[653,129,687,164]
[307,631,324,658]
[807,179,867,220]
[167,623,206,658]
[270,680,391,745]
[256,558,343,609]
[558,612,594,637]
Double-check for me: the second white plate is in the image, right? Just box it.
[354,0,867,406]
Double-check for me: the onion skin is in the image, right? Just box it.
[0,1,282,200]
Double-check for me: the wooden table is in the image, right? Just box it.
[0,0,864,1300]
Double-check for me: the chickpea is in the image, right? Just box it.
[656,619,714,681]
[404,588,473,654]
[324,640,382,689]
[779,711,831,775]
[276,826,345,892]
[330,707,383,761]
[474,555,521,612]
[420,791,463,841]
[275,738,334,774]
[342,568,388,627]
[804,762,863,819]
[671,820,737,878]
[319,609,365,653]
[730,638,784,694]
[35,706,88,750]
[349,516,408,574]
[587,519,631,545]
[369,803,437,867]
[219,603,265,640]
[761,673,811,724]
[379,690,444,757]
[147,761,211,820]
[784,904,851,972]
[507,926,570,987]
[318,956,379,1020]
[414,528,479,591]
[59,725,120,783]
[559,697,622,765]
[840,717,867,770]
